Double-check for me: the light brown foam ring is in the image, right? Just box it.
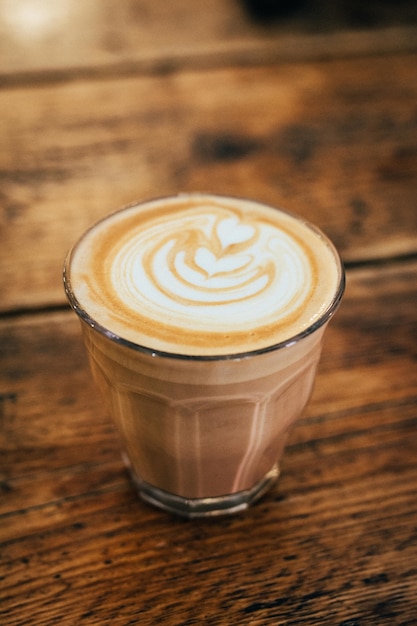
[68,195,340,355]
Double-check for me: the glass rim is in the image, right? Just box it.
[63,193,346,362]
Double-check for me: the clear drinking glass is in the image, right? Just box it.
[64,195,345,518]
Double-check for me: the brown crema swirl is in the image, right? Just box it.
[65,194,342,356]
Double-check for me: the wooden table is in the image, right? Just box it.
[1,3,417,624]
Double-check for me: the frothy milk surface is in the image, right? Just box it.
[66,194,342,357]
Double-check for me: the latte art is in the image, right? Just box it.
[114,210,310,323]
[67,194,341,356]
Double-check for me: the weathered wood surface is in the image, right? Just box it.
[1,0,416,80]
[1,52,416,312]
[1,261,417,624]
[1,1,417,623]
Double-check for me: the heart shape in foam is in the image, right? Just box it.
[195,247,250,277]
[217,217,255,249]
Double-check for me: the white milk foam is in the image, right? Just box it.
[68,194,341,356]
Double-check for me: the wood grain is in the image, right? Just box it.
[1,3,417,622]
[1,262,417,625]
[1,53,416,312]
[1,0,416,80]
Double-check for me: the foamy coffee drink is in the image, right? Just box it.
[64,194,344,517]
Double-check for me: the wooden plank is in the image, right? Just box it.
[1,262,417,623]
[1,53,416,313]
[0,0,416,80]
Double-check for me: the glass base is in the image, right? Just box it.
[125,461,280,518]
